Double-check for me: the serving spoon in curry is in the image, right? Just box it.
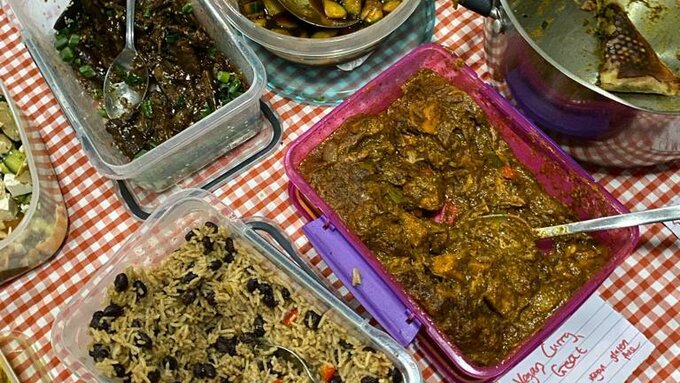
[103,0,150,119]
[481,205,680,240]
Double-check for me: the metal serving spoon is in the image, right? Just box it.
[277,0,359,28]
[103,0,149,119]
[255,338,318,382]
[481,205,680,240]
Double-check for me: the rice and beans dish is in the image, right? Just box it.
[87,223,401,382]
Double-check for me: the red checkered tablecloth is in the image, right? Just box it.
[0,1,678,382]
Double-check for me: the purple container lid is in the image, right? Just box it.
[283,43,640,381]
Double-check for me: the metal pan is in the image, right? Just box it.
[459,0,680,166]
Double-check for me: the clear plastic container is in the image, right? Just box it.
[0,81,68,285]
[284,44,640,381]
[215,0,420,65]
[50,189,422,383]
[0,331,54,382]
[4,0,266,191]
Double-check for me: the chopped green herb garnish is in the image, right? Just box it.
[164,32,180,43]
[133,149,148,160]
[79,65,96,78]
[68,34,80,48]
[98,107,108,118]
[182,2,193,13]
[199,104,213,119]
[60,47,75,62]
[141,99,153,119]
[114,64,127,79]
[125,71,143,86]
[207,46,217,59]
[228,78,242,94]
[144,7,152,17]
[175,96,187,108]
[216,71,231,84]
[54,36,69,50]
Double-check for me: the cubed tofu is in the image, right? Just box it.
[4,173,32,197]
[0,195,18,221]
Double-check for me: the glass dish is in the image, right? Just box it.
[215,0,420,65]
[244,0,435,105]
[50,189,422,383]
[0,81,68,285]
[4,0,266,191]
[283,44,640,381]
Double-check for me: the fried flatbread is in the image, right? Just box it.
[597,0,680,96]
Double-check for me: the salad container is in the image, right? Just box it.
[284,44,640,381]
[4,0,266,191]
[50,189,423,383]
[0,81,67,285]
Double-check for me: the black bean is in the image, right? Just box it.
[181,289,198,305]
[205,291,217,306]
[389,368,403,383]
[89,311,106,330]
[114,273,129,291]
[209,259,222,271]
[225,237,235,253]
[361,377,380,383]
[193,363,206,378]
[304,310,322,330]
[103,303,124,318]
[257,360,273,371]
[185,229,197,241]
[205,221,218,233]
[134,332,153,349]
[214,336,238,356]
[181,271,198,284]
[256,282,272,295]
[239,332,257,345]
[246,279,259,293]
[88,343,109,361]
[281,287,291,301]
[202,236,214,254]
[162,355,178,370]
[262,294,278,308]
[329,376,343,383]
[223,251,234,264]
[204,363,216,378]
[131,319,142,328]
[339,339,353,350]
[147,370,161,383]
[113,363,126,377]
[253,315,266,337]
[133,280,148,298]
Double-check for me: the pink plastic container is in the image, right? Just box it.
[284,44,639,381]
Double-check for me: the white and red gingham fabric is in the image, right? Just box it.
[0,1,678,382]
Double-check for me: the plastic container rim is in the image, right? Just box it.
[221,0,421,58]
[283,43,640,379]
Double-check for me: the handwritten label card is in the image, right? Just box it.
[662,198,680,240]
[498,295,654,383]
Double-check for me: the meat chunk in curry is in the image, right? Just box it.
[299,69,609,366]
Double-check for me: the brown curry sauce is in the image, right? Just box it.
[299,70,609,366]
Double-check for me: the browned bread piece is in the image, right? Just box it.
[597,0,680,96]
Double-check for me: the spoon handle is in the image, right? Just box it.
[125,0,136,50]
[535,205,680,239]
